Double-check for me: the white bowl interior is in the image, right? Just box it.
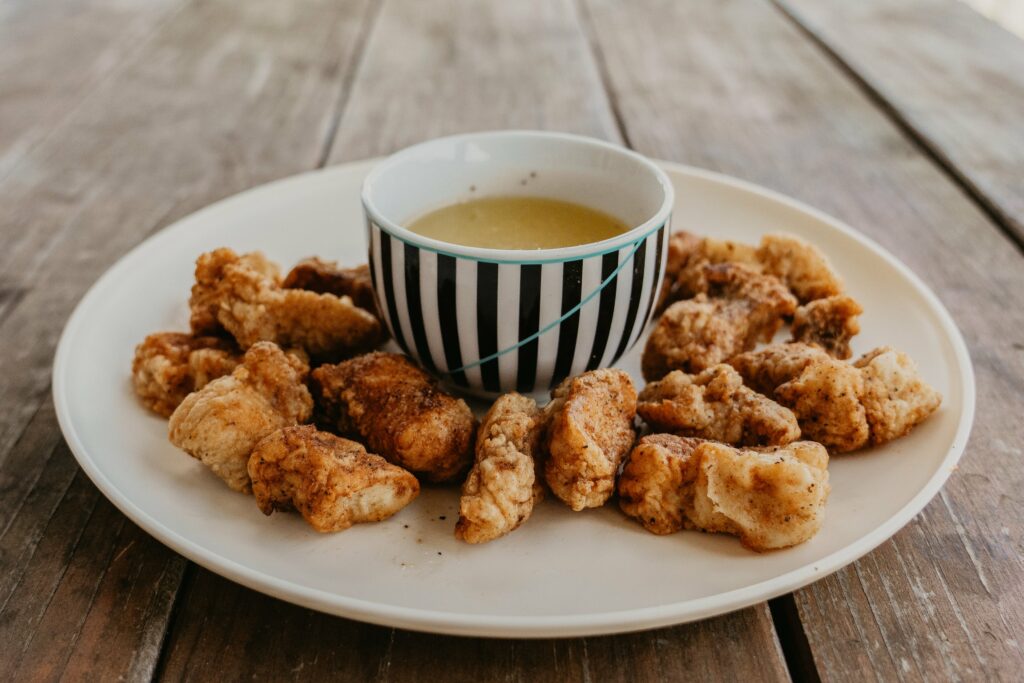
[365,133,666,230]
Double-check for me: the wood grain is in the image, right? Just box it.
[155,1,790,679]
[776,0,1024,245]
[0,0,373,679]
[580,0,1024,678]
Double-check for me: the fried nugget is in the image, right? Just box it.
[618,435,830,551]
[658,231,762,310]
[132,332,240,417]
[282,258,379,317]
[311,352,476,482]
[190,248,281,335]
[854,347,942,445]
[775,359,870,453]
[168,342,313,493]
[728,342,832,395]
[248,425,419,532]
[790,295,862,359]
[757,233,843,303]
[456,394,547,544]
[544,369,637,511]
[190,248,382,360]
[638,366,800,447]
[642,264,796,381]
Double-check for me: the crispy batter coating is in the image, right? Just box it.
[775,358,870,453]
[637,366,800,446]
[790,295,862,359]
[456,394,547,544]
[642,264,796,381]
[757,233,843,303]
[190,248,281,335]
[728,342,832,395]
[168,342,313,493]
[282,258,379,317]
[854,347,942,445]
[189,248,382,360]
[132,332,240,417]
[311,352,476,482]
[544,369,637,511]
[248,425,419,532]
[658,231,762,310]
[618,435,830,551]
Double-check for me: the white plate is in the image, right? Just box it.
[53,160,974,638]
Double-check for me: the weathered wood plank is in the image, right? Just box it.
[0,0,375,679]
[157,1,790,679]
[581,0,1024,678]
[776,0,1024,245]
[0,0,184,180]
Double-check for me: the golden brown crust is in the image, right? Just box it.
[544,369,637,511]
[132,332,240,417]
[728,342,832,395]
[248,425,419,532]
[790,295,863,359]
[775,359,869,453]
[168,342,313,493]
[617,434,705,535]
[658,231,762,311]
[756,233,844,303]
[455,394,547,544]
[854,347,942,445]
[637,366,800,447]
[190,248,281,335]
[311,352,476,482]
[282,258,379,317]
[189,248,382,361]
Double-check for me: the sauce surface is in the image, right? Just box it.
[406,196,629,249]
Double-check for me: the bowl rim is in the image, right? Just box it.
[360,130,675,264]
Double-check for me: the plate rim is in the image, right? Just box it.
[52,159,976,638]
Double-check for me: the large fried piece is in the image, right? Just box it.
[756,233,843,303]
[618,435,830,551]
[190,248,382,360]
[638,366,800,447]
[790,295,862,359]
[642,264,796,381]
[311,352,476,482]
[168,342,313,493]
[248,425,419,532]
[132,332,240,417]
[544,369,637,511]
[854,347,942,446]
[774,358,869,453]
[456,394,547,544]
[282,258,379,317]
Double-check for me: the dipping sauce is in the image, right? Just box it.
[406,196,630,249]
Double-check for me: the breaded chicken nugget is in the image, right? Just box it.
[854,347,942,445]
[190,248,382,360]
[618,436,830,551]
[757,233,843,303]
[282,258,379,317]
[168,342,313,493]
[132,332,240,417]
[790,295,862,359]
[248,425,419,532]
[728,342,832,395]
[544,369,637,511]
[311,352,476,482]
[190,248,281,335]
[704,262,797,342]
[658,231,761,310]
[638,366,800,447]
[456,394,547,544]
[775,358,870,453]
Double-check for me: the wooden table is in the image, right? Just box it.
[2,0,1022,679]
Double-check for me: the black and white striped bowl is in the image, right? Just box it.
[361,131,673,398]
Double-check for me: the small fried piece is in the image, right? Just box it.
[638,366,800,447]
[190,248,281,335]
[283,258,379,316]
[728,342,832,395]
[658,231,761,310]
[456,394,547,544]
[854,347,942,445]
[168,342,313,493]
[190,248,382,360]
[690,441,830,551]
[248,425,419,532]
[544,369,637,511]
[757,233,843,303]
[617,434,705,535]
[791,295,862,359]
[311,352,476,482]
[132,332,240,417]
[704,262,797,343]
[775,358,870,453]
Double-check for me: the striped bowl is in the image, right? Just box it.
[361,131,673,398]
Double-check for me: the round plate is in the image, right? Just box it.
[53,160,974,638]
